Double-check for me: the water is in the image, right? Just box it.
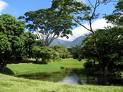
[17,69,87,85]
[61,73,81,84]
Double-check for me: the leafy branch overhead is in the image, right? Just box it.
[106,0,123,26]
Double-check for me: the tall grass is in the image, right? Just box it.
[0,73,123,92]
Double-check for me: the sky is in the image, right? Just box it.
[0,0,116,41]
[0,0,51,16]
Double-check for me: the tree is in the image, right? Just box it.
[19,0,97,46]
[19,8,74,46]
[0,33,11,69]
[81,27,123,84]
[32,46,59,64]
[32,46,42,63]
[52,0,117,84]
[106,0,123,26]
[52,0,112,64]
[70,45,82,60]
[52,0,111,34]
[21,32,37,58]
[10,36,25,60]
[0,14,24,36]
[78,0,123,85]
[0,14,25,68]
[52,45,69,58]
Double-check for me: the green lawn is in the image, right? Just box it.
[0,73,123,92]
[7,58,85,75]
[1,58,123,92]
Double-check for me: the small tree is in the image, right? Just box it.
[70,45,82,60]
[22,32,37,58]
[52,45,69,58]
[32,46,59,64]
[32,46,42,63]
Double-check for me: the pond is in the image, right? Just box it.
[17,68,87,85]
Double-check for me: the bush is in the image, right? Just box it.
[69,45,82,60]
[32,46,59,64]
[52,45,69,58]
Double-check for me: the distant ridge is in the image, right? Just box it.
[50,36,85,47]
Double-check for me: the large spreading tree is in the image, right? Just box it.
[19,9,74,46]
[19,0,88,46]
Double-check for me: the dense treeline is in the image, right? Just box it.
[0,14,70,69]
[72,0,123,85]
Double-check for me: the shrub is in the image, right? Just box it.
[32,46,59,64]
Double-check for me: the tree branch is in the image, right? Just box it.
[73,18,90,31]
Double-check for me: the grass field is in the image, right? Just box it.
[0,73,123,92]
[7,58,85,75]
[0,58,123,92]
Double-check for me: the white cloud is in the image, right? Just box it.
[59,18,112,41]
[74,0,82,2]
[0,0,8,13]
[92,19,111,30]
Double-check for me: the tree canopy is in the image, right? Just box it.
[32,46,59,64]
[0,14,25,68]
[19,8,74,46]
[106,0,123,26]
[81,27,123,84]
[77,0,123,84]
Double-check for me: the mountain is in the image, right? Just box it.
[71,36,85,46]
[50,39,71,47]
[50,36,85,47]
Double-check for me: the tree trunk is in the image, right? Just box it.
[0,59,7,72]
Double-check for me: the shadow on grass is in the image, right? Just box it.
[0,67,14,75]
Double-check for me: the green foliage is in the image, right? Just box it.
[52,45,69,58]
[0,14,37,67]
[81,27,123,84]
[79,0,123,84]
[51,0,89,15]
[70,45,82,60]
[19,6,75,46]
[32,46,59,64]
[0,32,11,53]
[0,14,25,68]
[21,32,37,58]
[106,0,123,26]
[0,33,11,68]
[0,14,24,35]
[11,36,26,59]
[19,0,90,46]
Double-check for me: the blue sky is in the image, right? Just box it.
[1,0,52,17]
[0,0,116,41]
[0,0,116,17]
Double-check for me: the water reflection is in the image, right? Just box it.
[17,68,86,85]
[61,73,82,84]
